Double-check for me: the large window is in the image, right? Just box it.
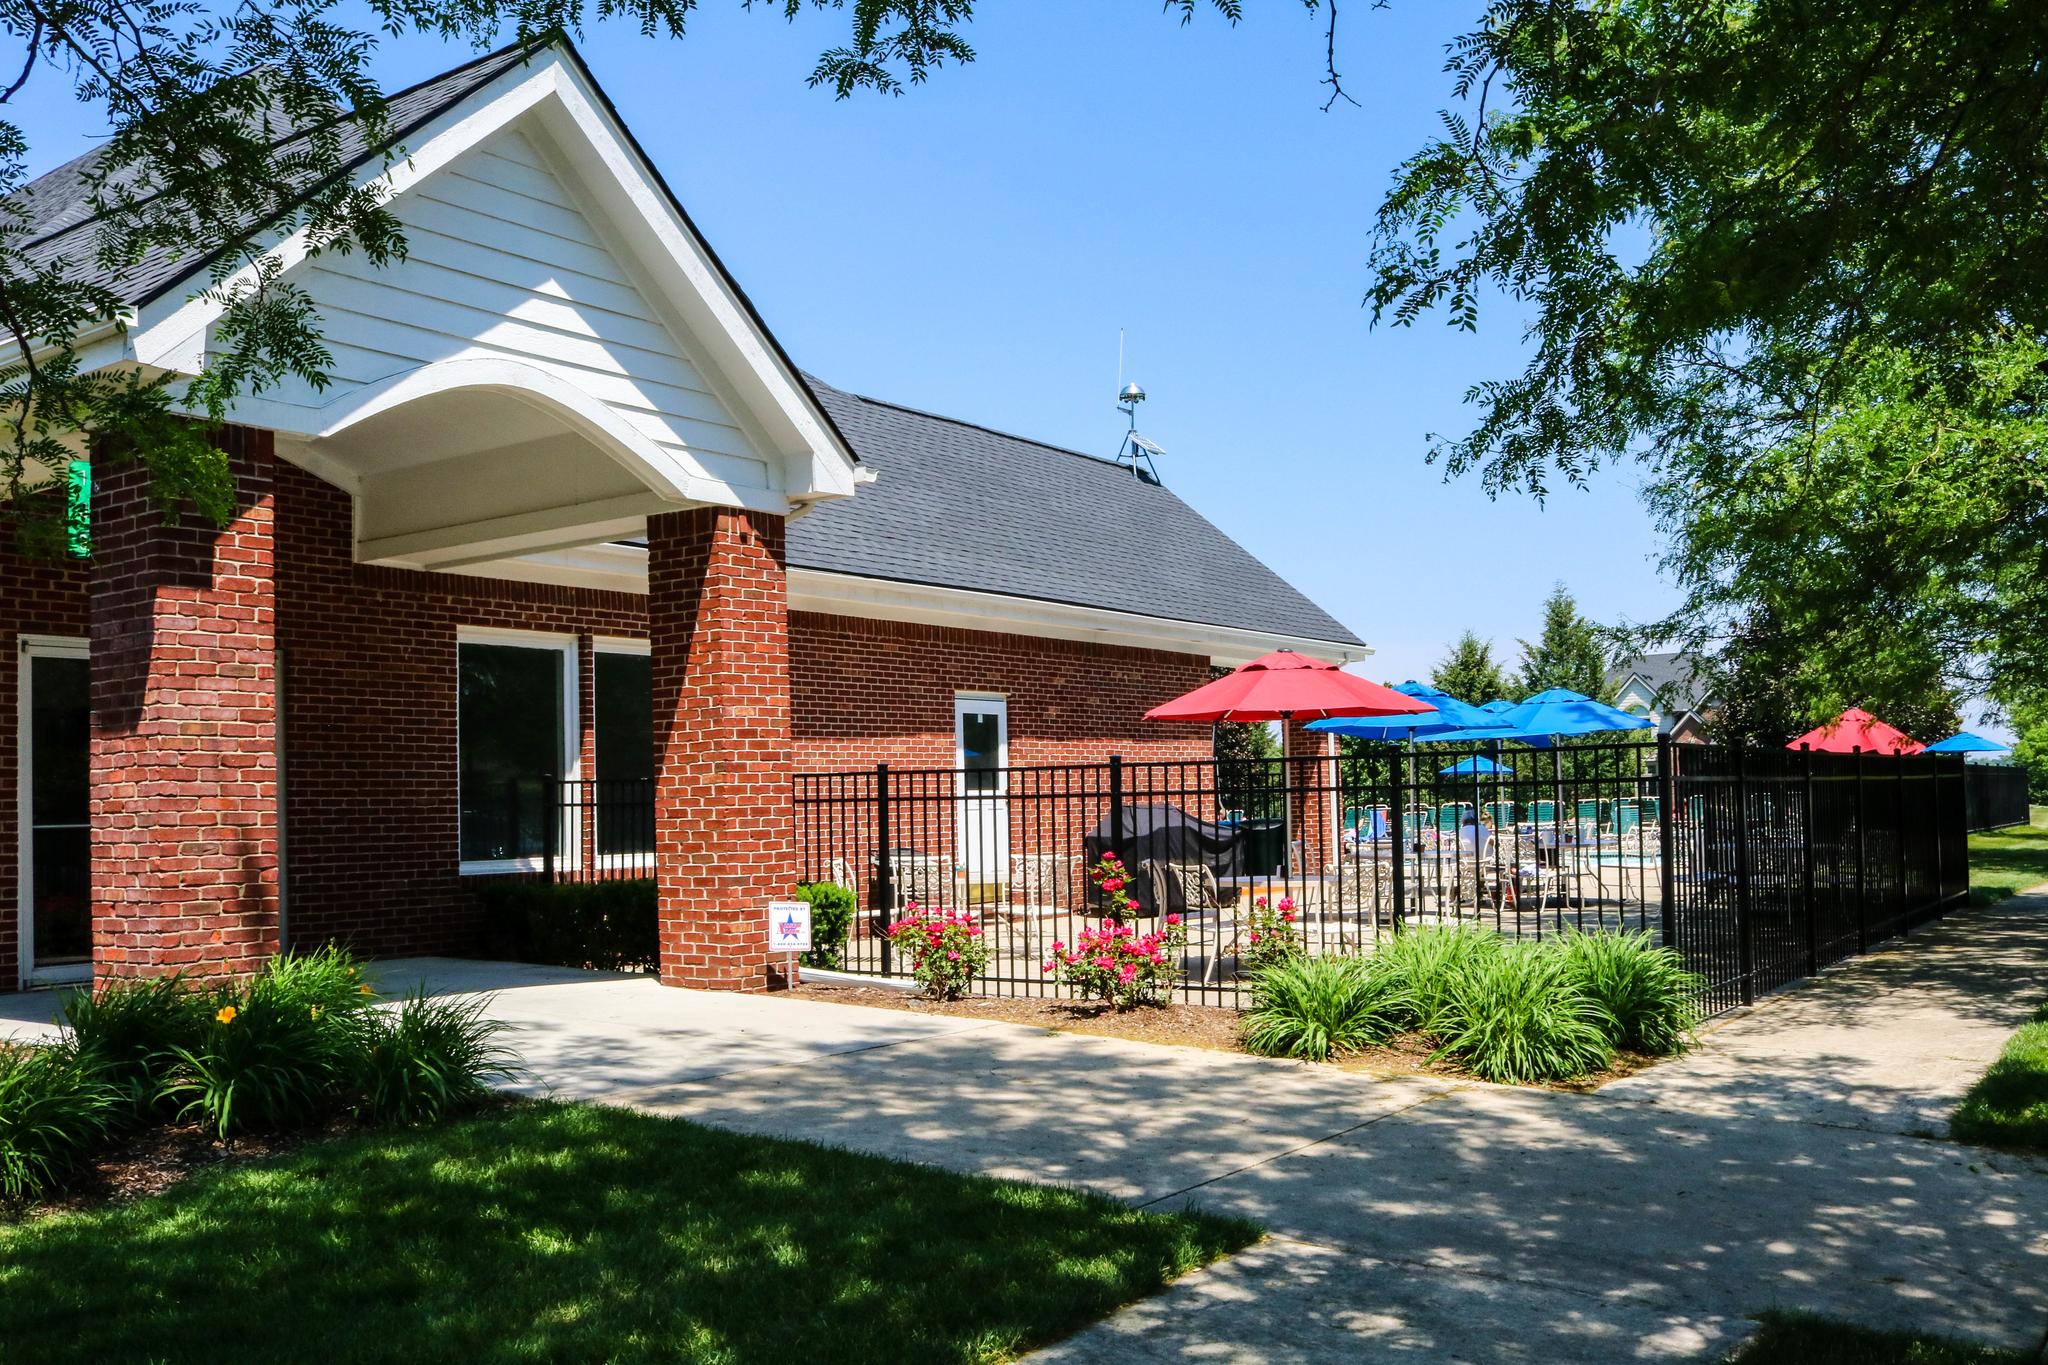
[594,646,654,856]
[459,635,574,868]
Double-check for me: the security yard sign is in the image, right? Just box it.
[768,900,812,955]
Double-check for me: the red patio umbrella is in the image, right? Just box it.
[1144,650,1432,724]
[1146,651,1430,871]
[1787,707,1924,755]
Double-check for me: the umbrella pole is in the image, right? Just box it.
[1280,713,1293,877]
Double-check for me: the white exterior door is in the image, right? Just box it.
[19,636,92,986]
[954,694,1009,886]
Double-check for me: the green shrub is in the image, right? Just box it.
[60,975,208,1121]
[161,954,371,1140]
[353,991,518,1126]
[261,943,382,1021]
[794,881,857,969]
[478,879,656,972]
[0,1044,119,1201]
[1241,955,1410,1061]
[1547,930,1700,1054]
[1434,943,1615,1084]
[1371,924,1505,1033]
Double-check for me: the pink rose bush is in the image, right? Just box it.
[1045,851,1186,1008]
[1044,917,1187,1009]
[886,900,990,1000]
[1242,895,1304,974]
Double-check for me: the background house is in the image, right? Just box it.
[1610,652,1715,742]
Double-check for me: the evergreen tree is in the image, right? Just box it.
[1430,631,1509,704]
[1513,585,1610,700]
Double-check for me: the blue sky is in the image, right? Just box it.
[14,2,1681,691]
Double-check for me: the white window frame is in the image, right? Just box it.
[17,634,92,988]
[456,627,581,877]
[591,637,654,872]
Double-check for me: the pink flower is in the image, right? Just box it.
[1278,897,1295,912]
[946,950,960,961]
[1165,913,1182,926]
[1248,930,1262,943]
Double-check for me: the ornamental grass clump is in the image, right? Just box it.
[1370,924,1505,1034]
[1240,955,1409,1062]
[0,1043,119,1202]
[886,901,990,1000]
[1433,942,1615,1084]
[353,990,518,1126]
[1548,929,1700,1054]
[162,947,381,1139]
[61,974,208,1123]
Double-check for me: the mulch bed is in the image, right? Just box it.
[783,980,1664,1090]
[12,1114,368,1224]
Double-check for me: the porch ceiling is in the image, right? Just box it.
[309,366,702,570]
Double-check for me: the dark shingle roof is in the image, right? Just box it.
[1610,652,1709,711]
[9,44,536,305]
[791,379,1362,648]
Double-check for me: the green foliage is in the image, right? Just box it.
[352,991,517,1127]
[1547,930,1699,1055]
[0,1044,119,1202]
[60,975,209,1122]
[1948,1000,2048,1154]
[1434,943,1615,1085]
[478,879,656,972]
[1513,585,1610,701]
[1240,955,1409,1062]
[0,1101,1260,1364]
[1214,712,1283,820]
[2007,699,2048,806]
[164,987,356,1141]
[1373,2,2048,704]
[793,881,857,969]
[1369,924,1505,1035]
[1431,631,1510,706]
[1657,338,2036,719]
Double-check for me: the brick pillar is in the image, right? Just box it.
[648,507,792,991]
[90,427,280,981]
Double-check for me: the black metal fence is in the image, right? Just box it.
[790,738,1970,1016]
[1963,764,2031,832]
[538,777,655,883]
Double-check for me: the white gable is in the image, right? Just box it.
[99,46,858,568]
[298,126,774,498]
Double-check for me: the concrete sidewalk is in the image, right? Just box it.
[368,894,2048,1363]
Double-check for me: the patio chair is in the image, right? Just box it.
[1613,802,1641,837]
[1007,852,1075,916]
[892,853,961,910]
[1143,859,1233,984]
[1486,801,1516,829]
[1531,800,1557,825]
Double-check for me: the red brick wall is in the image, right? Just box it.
[789,612,1214,771]
[0,533,91,989]
[91,430,280,980]
[274,461,647,957]
[649,508,791,991]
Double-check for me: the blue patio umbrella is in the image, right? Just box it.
[1304,681,1514,742]
[1480,699,1516,714]
[1486,688,1656,747]
[1922,731,2009,754]
[1440,756,1513,776]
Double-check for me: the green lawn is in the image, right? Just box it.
[1728,1311,2030,1364]
[1949,998,2048,1152]
[1967,813,2048,906]
[0,1101,1257,1364]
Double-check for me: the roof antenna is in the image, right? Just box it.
[1111,329,1163,484]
